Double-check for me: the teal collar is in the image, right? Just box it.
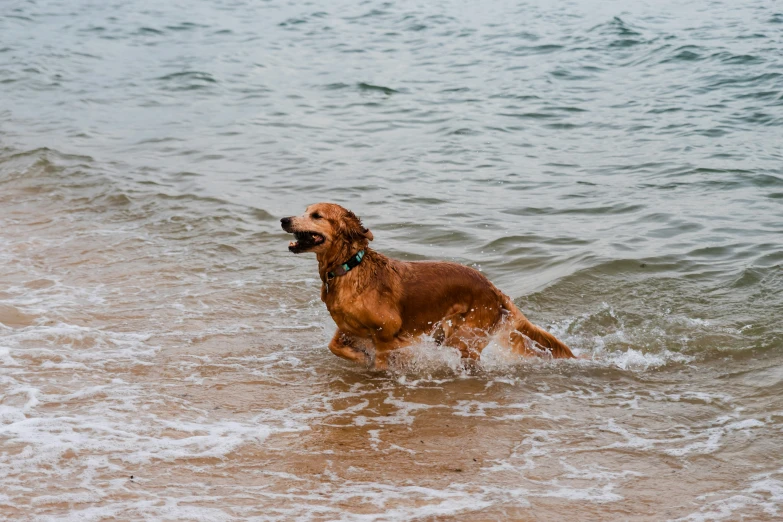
[327,250,365,280]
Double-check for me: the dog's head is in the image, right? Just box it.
[281,203,373,255]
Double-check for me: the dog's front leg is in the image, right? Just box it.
[328,330,371,365]
[371,344,388,370]
[372,341,401,371]
[333,306,403,371]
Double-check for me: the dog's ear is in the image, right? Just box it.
[361,227,373,242]
[343,210,373,243]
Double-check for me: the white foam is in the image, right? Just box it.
[0,345,19,366]
[675,467,783,521]
[648,390,733,404]
[596,414,766,458]
[605,347,694,371]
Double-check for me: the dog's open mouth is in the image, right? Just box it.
[288,231,325,253]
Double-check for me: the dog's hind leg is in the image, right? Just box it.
[498,296,575,359]
[507,315,574,359]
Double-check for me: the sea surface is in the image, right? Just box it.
[1,0,782,520]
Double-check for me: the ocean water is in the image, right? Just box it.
[1,0,782,520]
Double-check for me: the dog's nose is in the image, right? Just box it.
[280,217,292,230]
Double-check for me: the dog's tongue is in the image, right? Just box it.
[289,240,298,248]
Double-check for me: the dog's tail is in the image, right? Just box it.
[500,294,575,359]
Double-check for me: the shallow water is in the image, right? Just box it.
[1,0,782,520]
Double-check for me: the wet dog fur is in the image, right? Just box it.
[281,203,574,369]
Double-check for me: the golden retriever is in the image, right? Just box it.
[281,203,574,369]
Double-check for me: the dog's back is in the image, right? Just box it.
[394,260,507,336]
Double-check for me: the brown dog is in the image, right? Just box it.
[281,203,574,369]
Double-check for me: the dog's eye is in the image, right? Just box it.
[311,212,321,219]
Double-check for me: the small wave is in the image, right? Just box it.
[165,22,208,31]
[155,71,218,91]
[357,82,399,95]
[136,26,164,36]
